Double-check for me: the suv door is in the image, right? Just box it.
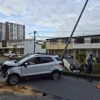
[39,57,54,74]
[21,57,41,76]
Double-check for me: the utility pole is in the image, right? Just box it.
[34,31,36,54]
[61,0,89,59]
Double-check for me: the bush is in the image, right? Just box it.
[0,52,4,57]
[79,52,86,61]
[76,53,80,59]
[76,52,86,61]
[96,57,100,63]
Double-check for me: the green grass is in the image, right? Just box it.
[63,69,73,73]
[0,55,3,57]
[63,62,100,77]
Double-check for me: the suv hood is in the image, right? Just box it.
[3,60,18,66]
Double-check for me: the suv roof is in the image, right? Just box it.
[30,54,58,57]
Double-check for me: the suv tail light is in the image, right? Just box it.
[59,63,63,65]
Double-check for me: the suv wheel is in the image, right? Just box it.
[8,74,20,85]
[51,71,60,80]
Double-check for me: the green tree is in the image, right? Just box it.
[76,52,80,59]
[79,52,86,61]
[42,41,46,49]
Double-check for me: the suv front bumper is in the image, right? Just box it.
[0,71,8,85]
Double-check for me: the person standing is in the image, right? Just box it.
[85,54,94,74]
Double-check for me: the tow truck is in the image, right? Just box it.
[0,0,89,85]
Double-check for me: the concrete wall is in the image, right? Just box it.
[73,37,100,49]
[23,39,34,55]
[35,44,46,54]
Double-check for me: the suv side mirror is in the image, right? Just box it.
[25,62,28,67]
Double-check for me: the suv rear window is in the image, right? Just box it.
[40,57,54,63]
[55,57,61,61]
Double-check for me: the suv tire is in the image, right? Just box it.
[7,74,20,85]
[51,71,60,80]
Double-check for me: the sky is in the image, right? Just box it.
[0,0,100,40]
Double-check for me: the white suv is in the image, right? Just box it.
[0,54,63,85]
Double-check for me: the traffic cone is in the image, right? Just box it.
[97,81,100,89]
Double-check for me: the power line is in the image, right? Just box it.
[36,29,100,33]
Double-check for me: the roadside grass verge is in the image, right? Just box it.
[63,63,100,77]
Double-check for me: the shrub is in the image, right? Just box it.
[76,53,80,59]
[0,52,4,57]
[76,52,86,61]
[79,52,86,61]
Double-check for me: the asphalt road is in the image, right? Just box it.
[19,75,100,100]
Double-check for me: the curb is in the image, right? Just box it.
[63,72,100,80]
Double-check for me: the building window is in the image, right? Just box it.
[50,40,57,45]
[62,39,68,44]
[91,38,99,43]
[74,37,84,43]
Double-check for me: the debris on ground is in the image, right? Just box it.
[0,79,40,96]
[0,85,39,95]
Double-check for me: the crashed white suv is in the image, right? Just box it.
[0,54,63,85]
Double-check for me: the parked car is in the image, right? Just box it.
[0,54,63,85]
[9,54,23,60]
[3,51,16,57]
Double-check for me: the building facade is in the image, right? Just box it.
[0,40,24,53]
[0,23,5,40]
[0,22,25,41]
[46,34,100,58]
[73,35,100,57]
[46,37,73,56]
[0,39,46,55]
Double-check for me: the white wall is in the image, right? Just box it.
[73,37,100,49]
[23,39,34,55]
[35,44,46,53]
[35,44,41,53]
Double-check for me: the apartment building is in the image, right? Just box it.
[46,34,100,58]
[0,23,5,40]
[0,22,25,40]
[5,22,25,40]
[0,39,46,55]
[0,40,24,53]
[46,37,73,56]
[0,39,32,54]
[73,34,100,57]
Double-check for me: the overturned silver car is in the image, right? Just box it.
[63,56,84,73]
